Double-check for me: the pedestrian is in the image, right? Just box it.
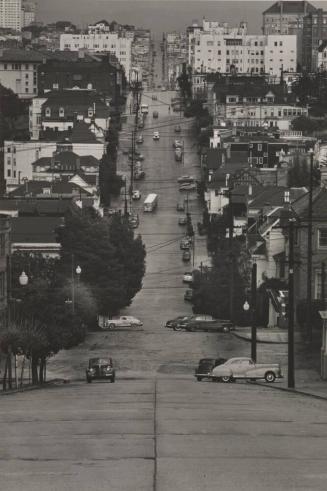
[168,105,171,113]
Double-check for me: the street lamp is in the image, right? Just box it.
[243,300,250,311]
[19,271,28,286]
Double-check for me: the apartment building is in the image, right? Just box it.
[60,32,132,76]
[188,19,296,77]
[0,0,22,31]
[0,48,43,98]
[303,9,327,71]
[263,0,316,64]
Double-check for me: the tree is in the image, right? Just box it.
[177,63,192,101]
[291,116,320,135]
[1,251,88,384]
[288,152,321,187]
[57,210,146,317]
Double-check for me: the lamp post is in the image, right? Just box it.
[71,259,81,315]
[243,263,257,361]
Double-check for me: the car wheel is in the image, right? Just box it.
[265,371,276,383]
[86,377,92,383]
[221,375,232,383]
[108,323,116,329]
[173,326,183,331]
[223,326,230,333]
[110,377,115,383]
[196,376,202,382]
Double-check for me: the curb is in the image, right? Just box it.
[0,378,70,396]
[232,331,287,345]
[250,380,327,401]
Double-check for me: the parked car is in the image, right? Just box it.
[153,131,160,140]
[86,358,115,383]
[184,289,193,301]
[177,315,231,332]
[132,190,141,200]
[182,250,191,262]
[194,358,227,382]
[180,238,191,250]
[128,214,139,228]
[210,357,283,383]
[174,125,181,133]
[152,95,157,100]
[165,315,190,329]
[178,216,187,226]
[153,111,159,118]
[173,140,183,149]
[179,183,197,192]
[136,135,144,144]
[98,315,143,329]
[177,175,195,184]
[176,201,185,212]
[134,170,145,180]
[183,272,193,284]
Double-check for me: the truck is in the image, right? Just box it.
[141,103,149,114]
[144,193,158,212]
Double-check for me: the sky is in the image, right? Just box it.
[37,1,327,35]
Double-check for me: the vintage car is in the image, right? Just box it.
[132,190,141,200]
[183,272,193,284]
[184,288,193,302]
[98,315,143,329]
[178,216,187,226]
[195,358,227,382]
[177,175,195,184]
[173,140,183,149]
[210,357,283,383]
[86,358,115,383]
[180,238,192,250]
[176,315,231,332]
[176,201,185,212]
[182,250,191,262]
[179,183,197,192]
[153,131,160,140]
[165,315,190,329]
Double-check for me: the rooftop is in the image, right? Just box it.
[11,216,64,244]
[263,1,316,16]
[0,48,45,62]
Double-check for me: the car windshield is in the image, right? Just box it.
[89,358,112,367]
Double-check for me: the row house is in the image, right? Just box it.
[4,121,105,192]
[29,89,110,140]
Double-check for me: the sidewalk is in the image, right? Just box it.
[233,327,327,400]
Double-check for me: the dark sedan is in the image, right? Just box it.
[194,358,227,382]
[178,315,232,332]
[86,358,115,383]
[165,316,190,330]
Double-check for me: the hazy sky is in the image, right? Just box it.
[38,1,327,35]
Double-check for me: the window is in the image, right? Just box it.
[88,107,94,117]
[315,270,323,299]
[318,229,327,248]
[59,107,65,118]
[4,63,7,70]
[258,144,262,151]
[7,169,11,177]
[25,64,29,69]
[25,88,29,93]
[45,107,51,117]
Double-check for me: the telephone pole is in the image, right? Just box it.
[251,263,257,362]
[228,188,234,323]
[130,71,143,207]
[288,219,295,389]
[306,150,314,341]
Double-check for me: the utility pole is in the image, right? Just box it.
[228,188,234,323]
[288,219,295,389]
[307,150,314,341]
[71,253,75,315]
[322,262,326,310]
[251,262,257,362]
[130,71,142,210]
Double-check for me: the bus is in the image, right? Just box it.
[144,193,158,212]
[141,103,149,114]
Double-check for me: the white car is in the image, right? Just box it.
[183,272,193,283]
[136,135,143,144]
[132,190,141,200]
[101,316,143,329]
[211,357,283,383]
[173,140,183,149]
[153,131,160,140]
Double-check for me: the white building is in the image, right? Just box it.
[4,131,105,192]
[60,32,132,75]
[264,35,297,77]
[188,19,297,77]
[0,0,22,31]
[0,49,43,98]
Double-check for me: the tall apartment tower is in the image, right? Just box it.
[303,9,327,72]
[0,0,22,30]
[262,1,317,66]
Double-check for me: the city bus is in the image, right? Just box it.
[144,193,158,212]
[141,103,149,114]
